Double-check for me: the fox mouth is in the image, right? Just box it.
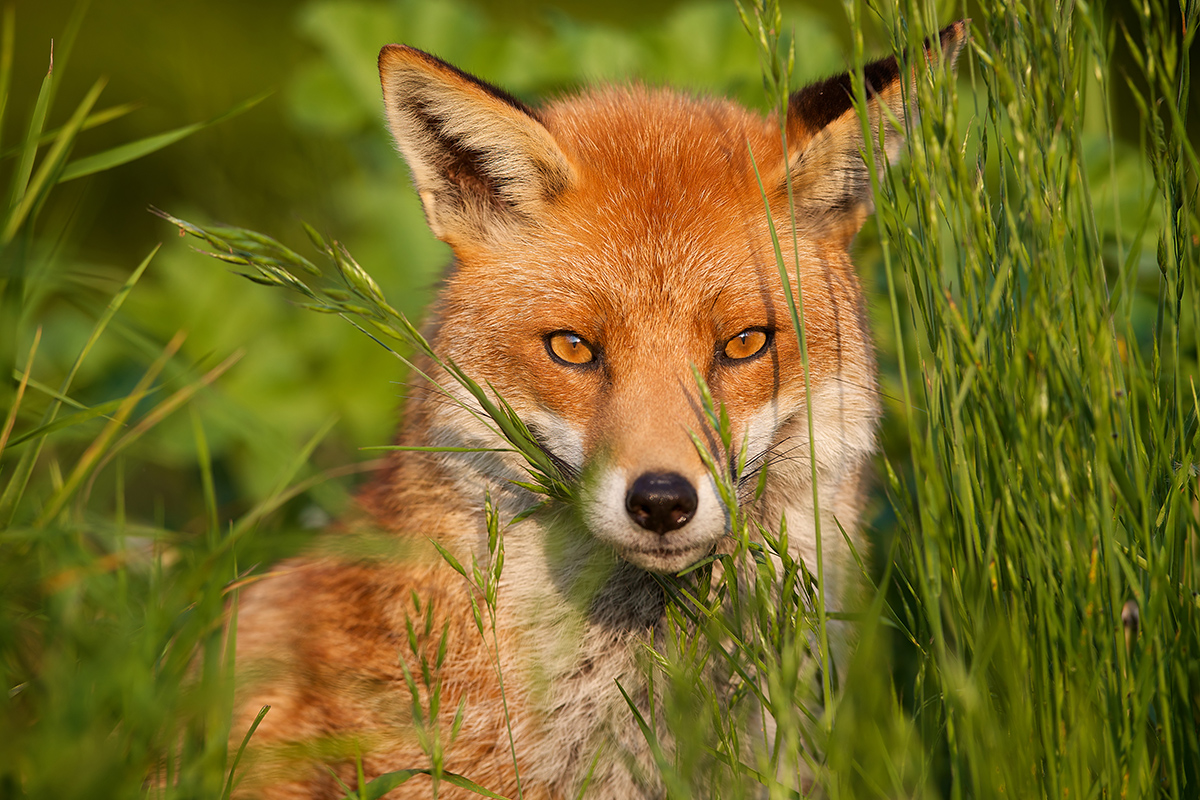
[616,541,715,573]
[613,539,720,575]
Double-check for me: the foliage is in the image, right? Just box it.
[2,0,1198,798]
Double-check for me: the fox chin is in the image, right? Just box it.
[229,22,967,800]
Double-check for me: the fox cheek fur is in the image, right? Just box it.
[230,22,967,799]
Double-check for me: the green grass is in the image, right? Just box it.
[2,0,1198,798]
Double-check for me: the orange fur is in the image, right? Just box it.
[232,23,967,799]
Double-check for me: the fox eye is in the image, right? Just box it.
[722,328,771,361]
[546,331,597,366]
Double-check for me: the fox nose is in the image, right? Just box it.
[625,472,698,534]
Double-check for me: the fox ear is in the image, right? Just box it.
[783,20,969,240]
[378,45,575,247]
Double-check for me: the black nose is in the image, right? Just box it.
[625,472,698,534]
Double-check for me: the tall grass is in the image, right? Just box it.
[0,6,304,799]
[866,0,1197,795]
[3,0,1197,798]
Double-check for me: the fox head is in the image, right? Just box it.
[378,25,966,575]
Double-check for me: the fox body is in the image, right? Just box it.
[232,24,966,799]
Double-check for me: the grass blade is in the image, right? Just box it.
[342,768,513,800]
[75,349,243,514]
[0,101,140,160]
[33,329,184,527]
[220,705,270,800]
[0,325,39,462]
[3,396,125,450]
[59,90,270,182]
[228,415,339,538]
[5,40,53,216]
[1,76,105,245]
[0,5,14,158]
[0,244,157,524]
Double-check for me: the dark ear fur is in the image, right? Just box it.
[378,45,575,246]
[784,21,969,240]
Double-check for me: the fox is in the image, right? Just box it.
[230,21,968,800]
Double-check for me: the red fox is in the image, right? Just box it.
[231,21,967,799]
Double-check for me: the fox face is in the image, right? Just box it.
[427,96,864,574]
[429,87,816,575]
[378,30,964,576]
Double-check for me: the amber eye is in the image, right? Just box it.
[546,331,597,366]
[723,328,771,361]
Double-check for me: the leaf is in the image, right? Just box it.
[0,6,15,159]
[0,245,157,524]
[341,768,511,800]
[0,326,39,462]
[34,330,185,527]
[58,90,270,182]
[0,102,139,160]
[429,539,468,579]
[221,705,270,800]
[509,500,547,524]
[437,772,512,799]
[3,396,126,449]
[6,40,55,217]
[340,770,421,800]
[2,76,105,245]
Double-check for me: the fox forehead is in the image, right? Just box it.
[541,86,783,211]
[536,86,789,288]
